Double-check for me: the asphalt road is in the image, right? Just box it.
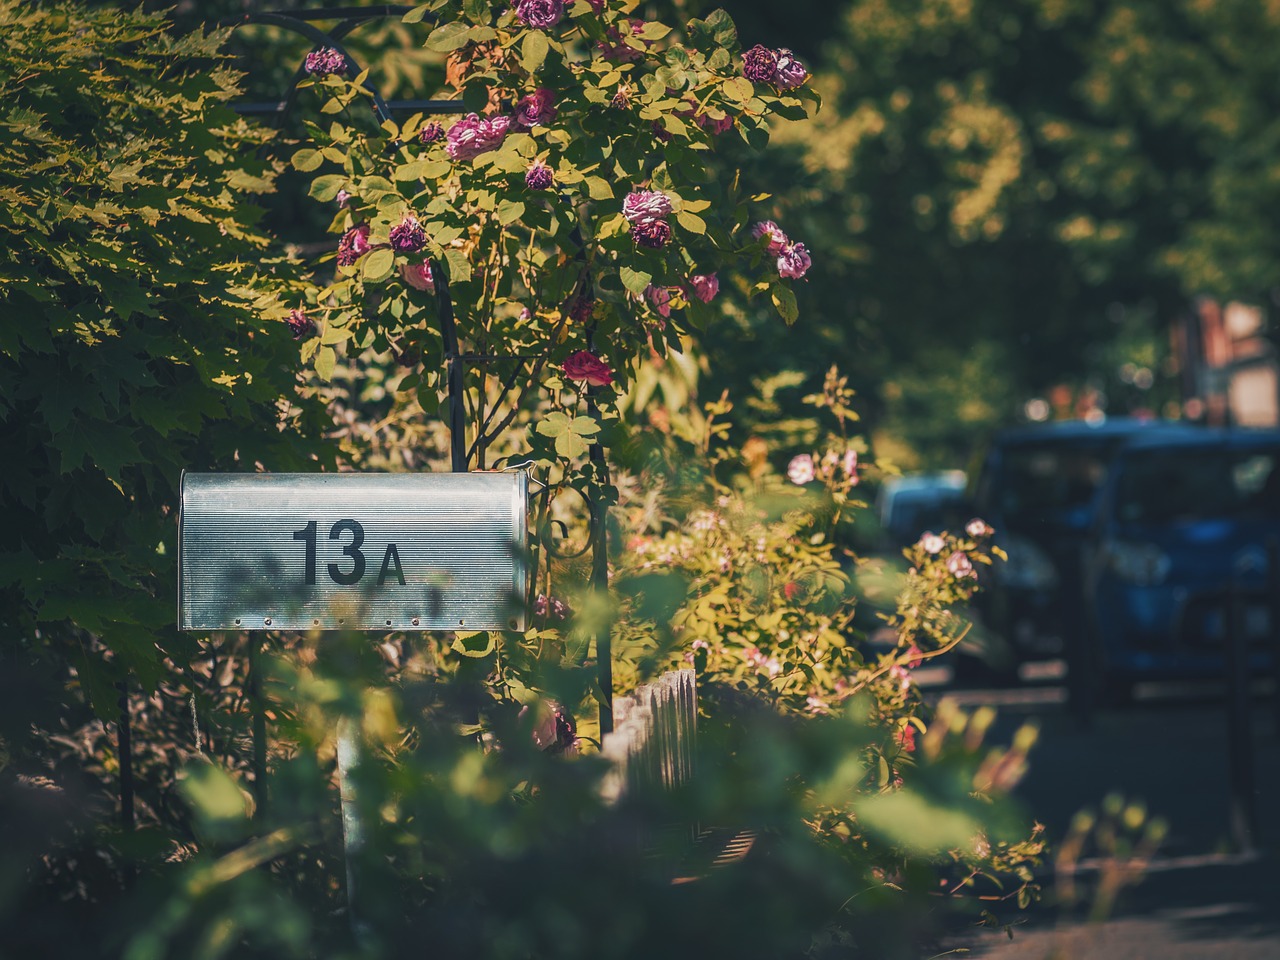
[927,666,1280,960]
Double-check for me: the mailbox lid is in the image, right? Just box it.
[179,471,528,632]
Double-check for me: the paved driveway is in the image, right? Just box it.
[931,675,1280,959]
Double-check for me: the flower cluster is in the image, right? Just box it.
[741,43,809,89]
[751,220,812,279]
[418,121,444,145]
[786,449,858,486]
[623,188,674,248]
[303,47,345,78]
[562,350,614,387]
[446,113,512,161]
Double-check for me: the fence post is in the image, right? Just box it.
[1225,579,1257,854]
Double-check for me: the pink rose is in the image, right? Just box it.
[446,113,512,161]
[400,261,435,292]
[777,241,812,279]
[751,220,789,255]
[645,284,671,317]
[688,273,719,303]
[562,350,614,387]
[622,189,673,226]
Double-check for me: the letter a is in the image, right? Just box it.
[377,543,406,585]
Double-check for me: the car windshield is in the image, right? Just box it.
[1115,447,1280,524]
[995,441,1117,523]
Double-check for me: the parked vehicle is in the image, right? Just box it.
[969,418,1199,674]
[1083,428,1280,701]
[876,470,968,551]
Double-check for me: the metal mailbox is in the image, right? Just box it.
[179,472,528,632]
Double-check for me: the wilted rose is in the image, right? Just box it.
[525,159,554,190]
[514,87,557,128]
[285,308,316,340]
[515,0,564,29]
[742,44,779,83]
[389,213,426,253]
[336,223,371,266]
[631,218,672,248]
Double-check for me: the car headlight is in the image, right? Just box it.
[1105,541,1171,585]
[995,535,1059,591]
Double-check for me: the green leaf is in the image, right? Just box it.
[771,284,798,324]
[619,266,652,296]
[570,416,601,436]
[444,249,472,283]
[584,176,613,200]
[555,431,590,459]
[722,76,755,103]
[403,3,433,24]
[315,346,337,380]
[452,631,496,657]
[676,210,706,234]
[309,174,346,202]
[521,30,549,72]
[292,148,324,172]
[497,199,526,225]
[321,324,352,345]
[361,247,396,282]
[425,21,474,52]
[536,411,572,438]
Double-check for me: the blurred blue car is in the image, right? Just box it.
[970,418,1195,673]
[1083,428,1280,701]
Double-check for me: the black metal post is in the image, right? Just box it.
[433,263,468,474]
[248,637,269,821]
[589,430,613,736]
[116,678,135,832]
[1225,580,1257,854]
[1269,537,1280,737]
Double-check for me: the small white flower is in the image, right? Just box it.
[966,517,994,538]
[787,453,816,485]
[919,532,945,554]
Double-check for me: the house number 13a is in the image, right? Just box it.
[291,520,405,586]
